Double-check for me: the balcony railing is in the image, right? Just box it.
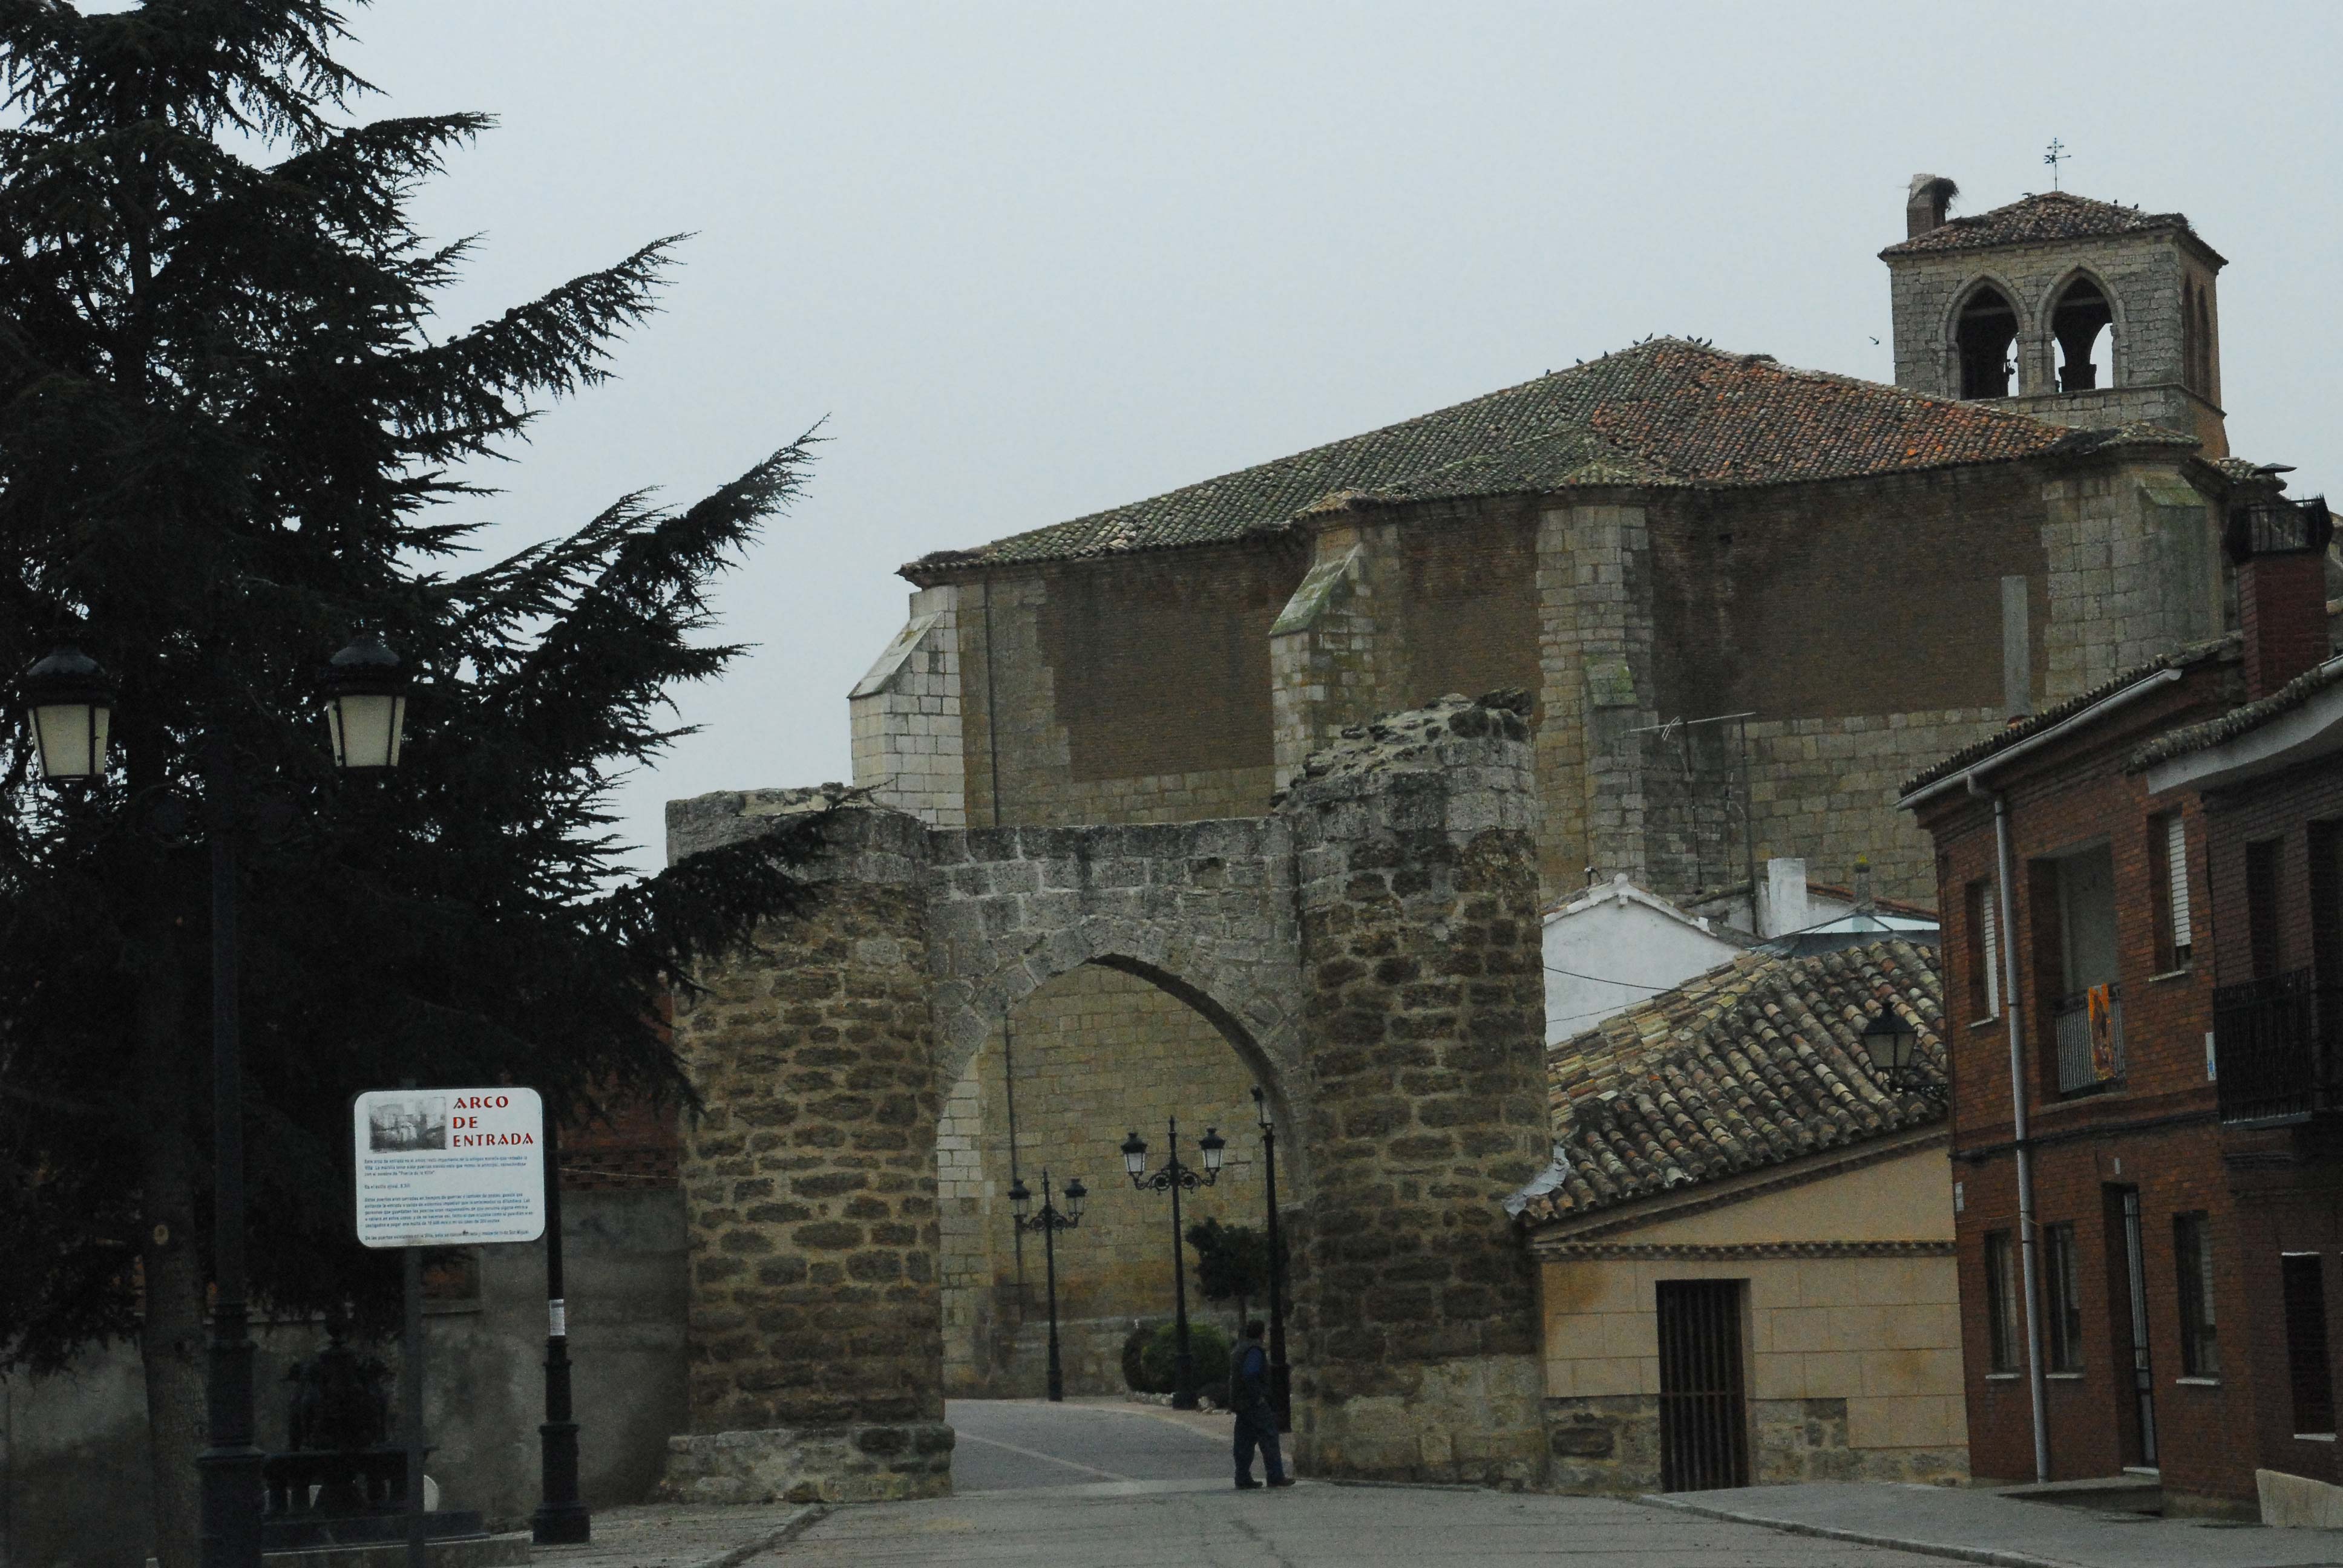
[2214,970,2343,1125]
[2053,987,2125,1096]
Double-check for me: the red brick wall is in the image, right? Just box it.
[2236,551,2330,701]
[1917,664,2252,1503]
[2200,745,2343,1486]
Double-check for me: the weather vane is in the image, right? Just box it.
[2043,139,2067,191]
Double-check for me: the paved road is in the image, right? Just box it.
[772,1399,1953,1566]
[947,1399,1232,1492]
[781,1479,1959,1567]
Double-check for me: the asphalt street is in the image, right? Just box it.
[947,1398,1234,1492]
[772,1399,1957,1567]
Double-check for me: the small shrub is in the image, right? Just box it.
[1121,1323,1168,1393]
[1139,1320,1230,1397]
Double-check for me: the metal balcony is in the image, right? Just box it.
[2215,970,2343,1126]
[2053,987,2126,1096]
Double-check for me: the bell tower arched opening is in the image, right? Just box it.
[1956,284,2020,399]
[2051,276,2115,391]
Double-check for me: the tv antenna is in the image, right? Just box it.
[2043,139,2068,190]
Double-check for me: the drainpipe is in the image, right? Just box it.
[1976,776,2051,1485]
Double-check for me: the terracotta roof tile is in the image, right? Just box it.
[2129,653,2343,773]
[1898,636,2236,798]
[1520,940,1944,1226]
[906,340,2097,574]
[1881,190,2216,261]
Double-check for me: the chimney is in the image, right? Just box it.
[1852,855,1876,912]
[1906,174,1958,239]
[1764,857,1810,938]
[2225,495,2336,699]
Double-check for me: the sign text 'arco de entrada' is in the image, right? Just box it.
[352,1086,547,1249]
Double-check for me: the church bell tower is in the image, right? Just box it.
[1881,173,2229,457]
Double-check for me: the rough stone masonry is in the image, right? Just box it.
[657,690,1553,1500]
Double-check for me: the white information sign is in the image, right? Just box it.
[352,1087,546,1249]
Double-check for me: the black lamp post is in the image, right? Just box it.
[1861,1005,1942,1102]
[1122,1117,1224,1411]
[531,1113,591,1544]
[16,633,409,1568]
[1249,1087,1291,1433]
[1008,1169,1087,1402]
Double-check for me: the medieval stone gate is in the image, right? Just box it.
[656,694,1554,1502]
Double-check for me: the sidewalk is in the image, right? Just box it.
[529,1502,821,1568]
[1647,1481,2343,1568]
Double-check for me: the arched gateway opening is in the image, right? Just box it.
[937,957,1303,1399]
[656,694,1553,1504]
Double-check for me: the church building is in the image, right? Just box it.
[842,177,2304,1394]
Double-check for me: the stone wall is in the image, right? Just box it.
[660,800,951,1504]
[1283,694,1551,1486]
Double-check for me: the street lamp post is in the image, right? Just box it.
[1121,1117,1224,1411]
[1008,1169,1087,1402]
[16,633,409,1568]
[1249,1087,1291,1434]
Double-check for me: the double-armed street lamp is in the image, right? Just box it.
[1008,1170,1088,1402]
[18,632,410,1568]
[1121,1118,1224,1411]
[1249,1087,1292,1433]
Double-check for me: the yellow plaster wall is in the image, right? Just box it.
[1623,1145,1956,1248]
[1541,1252,1967,1462]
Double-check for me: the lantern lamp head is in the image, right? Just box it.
[1008,1177,1032,1221]
[1253,1085,1273,1131]
[321,633,409,771]
[18,646,115,786]
[1062,1177,1087,1221]
[1199,1126,1226,1174]
[1862,1007,1922,1080]
[1121,1131,1149,1178]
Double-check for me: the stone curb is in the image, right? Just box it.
[1634,1494,2071,1568]
[681,1506,828,1568]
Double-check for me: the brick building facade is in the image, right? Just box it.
[820,180,2305,1395]
[1905,489,2338,1514]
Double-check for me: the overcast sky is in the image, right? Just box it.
[328,2,2341,876]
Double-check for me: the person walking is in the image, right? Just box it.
[1231,1319,1292,1489]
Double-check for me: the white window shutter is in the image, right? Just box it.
[2168,815,2192,951]
[1982,886,2001,1016]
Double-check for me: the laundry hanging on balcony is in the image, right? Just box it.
[2088,984,2119,1082]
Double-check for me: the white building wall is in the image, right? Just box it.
[1544,878,1743,1041]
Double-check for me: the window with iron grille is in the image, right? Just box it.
[1965,879,2001,1021]
[1985,1230,2022,1373]
[2283,1253,2335,1436]
[2045,1223,2084,1372]
[2175,1213,2218,1377]
[2150,814,2193,972]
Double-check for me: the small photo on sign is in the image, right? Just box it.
[368,1096,448,1152]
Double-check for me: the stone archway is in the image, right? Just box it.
[657,693,1553,1503]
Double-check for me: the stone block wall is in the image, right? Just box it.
[850,584,966,827]
[660,799,951,1504]
[1283,695,1552,1486]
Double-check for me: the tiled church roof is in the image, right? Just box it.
[1880,190,2215,260]
[1517,940,1944,1227]
[905,340,2088,574]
